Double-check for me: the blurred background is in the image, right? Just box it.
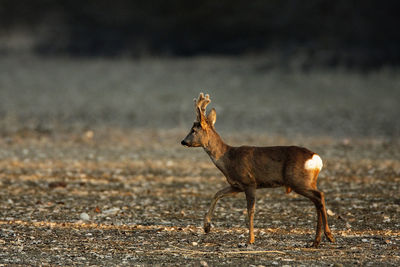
[2,3,400,265]
[0,0,399,138]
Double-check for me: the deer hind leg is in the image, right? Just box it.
[315,190,335,243]
[312,202,323,248]
[245,186,256,244]
[204,186,241,233]
[294,188,335,247]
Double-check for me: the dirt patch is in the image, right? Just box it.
[0,129,399,266]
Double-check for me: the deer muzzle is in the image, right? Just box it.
[181,140,189,147]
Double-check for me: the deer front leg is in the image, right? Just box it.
[245,186,256,244]
[204,186,240,233]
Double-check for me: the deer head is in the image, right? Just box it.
[181,93,217,147]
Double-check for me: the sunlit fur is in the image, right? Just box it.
[304,154,323,170]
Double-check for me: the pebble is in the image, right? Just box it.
[85,130,94,139]
[102,207,120,215]
[327,209,335,216]
[80,212,90,221]
[237,243,247,248]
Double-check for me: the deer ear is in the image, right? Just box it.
[207,108,217,126]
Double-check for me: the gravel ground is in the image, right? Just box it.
[0,129,399,266]
[0,56,399,266]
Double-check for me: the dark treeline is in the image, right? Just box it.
[1,0,399,69]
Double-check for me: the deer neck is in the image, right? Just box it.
[203,130,230,162]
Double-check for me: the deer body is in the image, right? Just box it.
[181,93,335,248]
[212,145,319,190]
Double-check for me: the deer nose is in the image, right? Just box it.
[181,140,188,146]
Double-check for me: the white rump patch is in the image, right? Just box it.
[304,154,323,170]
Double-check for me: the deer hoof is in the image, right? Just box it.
[203,223,211,233]
[310,240,320,248]
[326,232,335,243]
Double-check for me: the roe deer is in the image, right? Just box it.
[181,93,335,248]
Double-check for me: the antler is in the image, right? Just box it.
[194,92,211,122]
